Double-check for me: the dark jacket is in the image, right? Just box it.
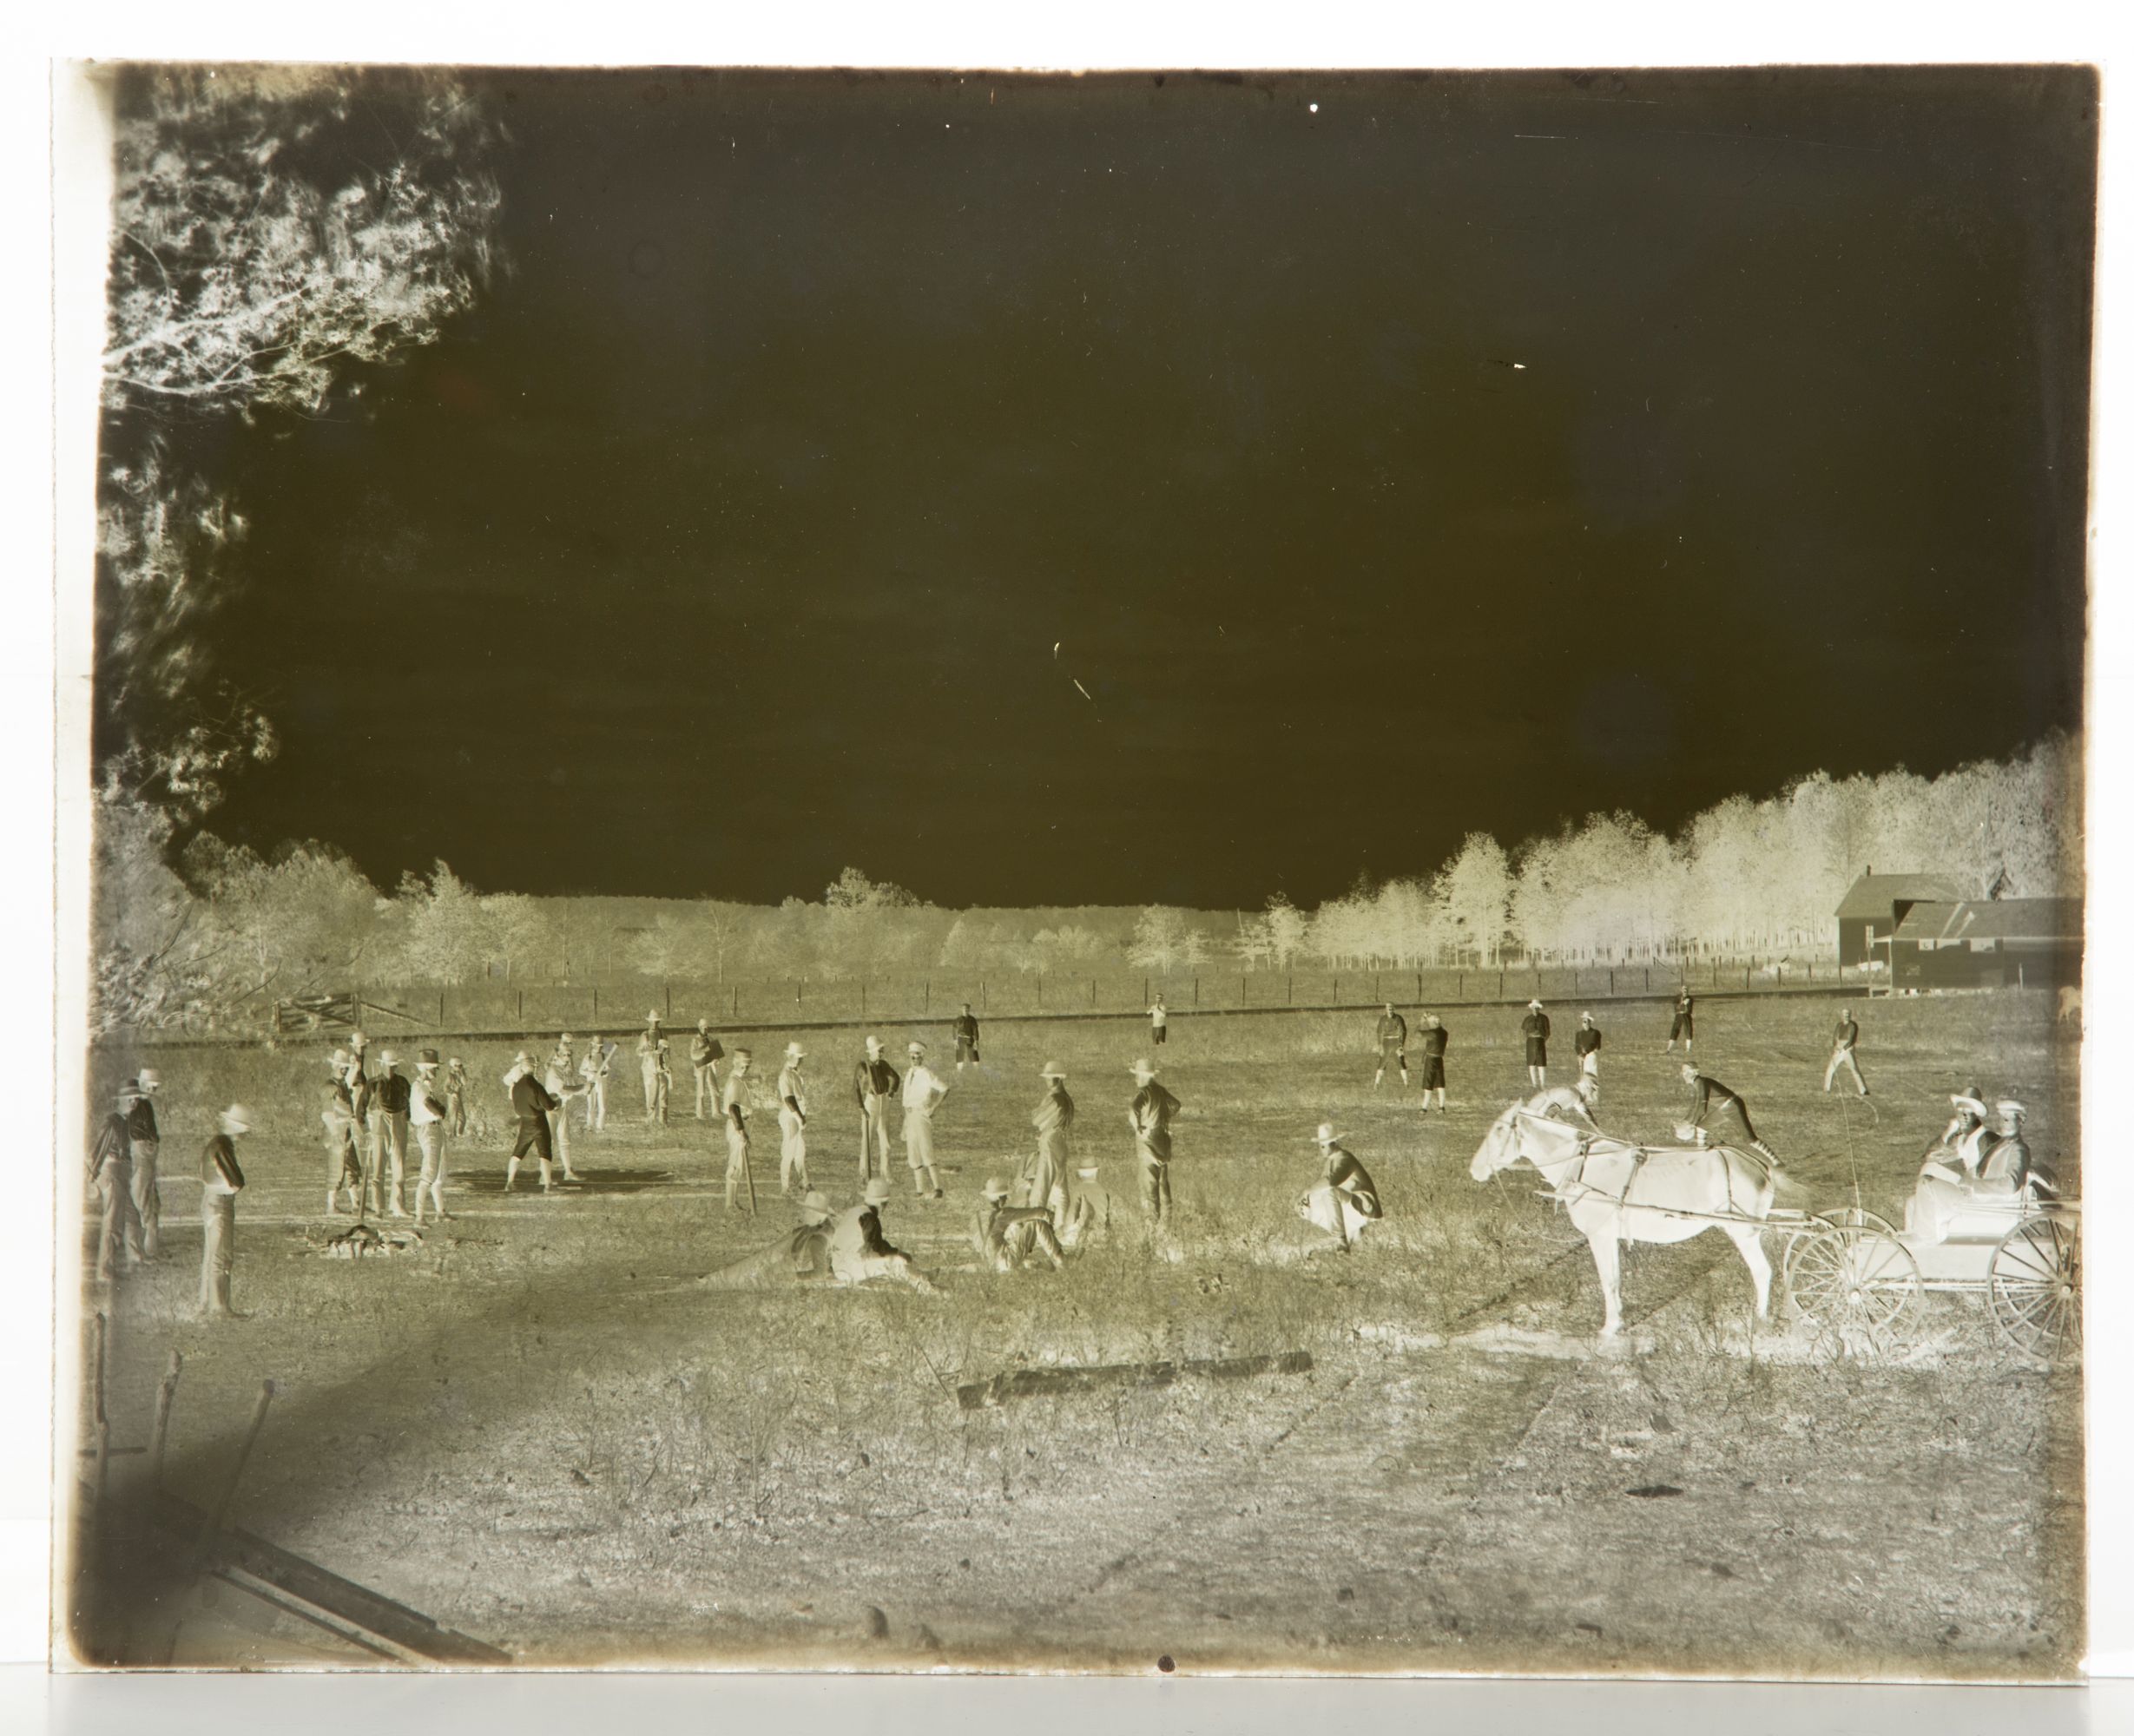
[511,1073,560,1123]
[201,1133,246,1191]
[375,1072,412,1115]
[126,1097,160,1143]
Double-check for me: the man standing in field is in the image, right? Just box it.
[1574,1012,1602,1080]
[577,1039,609,1132]
[1679,1063,1781,1166]
[89,1086,147,1282]
[1665,987,1696,1055]
[1149,995,1169,1048]
[322,1049,365,1216]
[372,1049,413,1217]
[690,1018,726,1120]
[198,1104,249,1320]
[721,1048,756,1213]
[504,1051,563,1194]
[953,1003,981,1075]
[1520,1000,1551,1089]
[639,1014,670,1127]
[347,1033,384,1214]
[1373,1003,1409,1090]
[445,1056,471,1137]
[410,1049,452,1226]
[1128,1057,1182,1228]
[1416,1014,1449,1111]
[125,1067,165,1258]
[543,1036,585,1183]
[775,1042,810,1194]
[1027,1061,1076,1213]
[901,1041,950,1200]
[825,1177,938,1292]
[1822,1006,1870,1097]
[853,1036,899,1186]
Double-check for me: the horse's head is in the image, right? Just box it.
[1470,1106,1522,1181]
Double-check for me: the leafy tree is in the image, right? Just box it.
[1433,833,1512,967]
[1127,907,1188,971]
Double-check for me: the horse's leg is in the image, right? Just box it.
[1587,1227,1624,1338]
[1728,1223,1774,1319]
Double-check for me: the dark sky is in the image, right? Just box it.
[165,66,2094,909]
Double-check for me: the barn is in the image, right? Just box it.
[1834,871,1971,970]
[1887,898,2083,991]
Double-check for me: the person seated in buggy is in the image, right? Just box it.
[1917,1087,1992,1187]
[1906,1098,2045,1240]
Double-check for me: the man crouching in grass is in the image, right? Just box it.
[1298,1123,1383,1252]
[972,1175,1065,1273]
[827,1178,939,1293]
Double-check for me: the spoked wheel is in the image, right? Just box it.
[1784,1210,1921,1353]
[1988,1213,2079,1363]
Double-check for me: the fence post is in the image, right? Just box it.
[1037,973,1044,1011]
[925,980,931,1014]
[1609,970,1614,996]
[517,989,524,1023]
[438,990,446,1025]
[1417,971,1423,1002]
[982,980,987,1012]
[1242,975,1248,1006]
[666,983,673,1019]
[1194,976,1200,1007]
[1143,976,1149,1008]
[797,979,803,1009]
[732,984,738,1018]
[1288,974,1294,1006]
[1498,970,1505,999]
[861,982,867,1018]
[592,986,599,1018]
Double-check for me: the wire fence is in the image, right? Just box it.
[140,956,1885,1045]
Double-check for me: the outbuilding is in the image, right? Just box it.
[1834,871,1970,970]
[1888,898,2082,991]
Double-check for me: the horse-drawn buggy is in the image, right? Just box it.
[1469,1099,2078,1362]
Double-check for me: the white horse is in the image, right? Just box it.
[1469,1104,1780,1338]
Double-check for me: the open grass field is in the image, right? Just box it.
[67,990,2083,1676]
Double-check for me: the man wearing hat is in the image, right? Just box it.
[445,1056,471,1136]
[853,1037,900,1186]
[321,1049,366,1216]
[1026,1061,1076,1213]
[971,1177,1065,1273]
[346,1031,380,1211]
[825,1178,938,1292]
[638,1014,671,1126]
[775,1042,811,1194]
[125,1066,166,1257]
[952,1003,981,1075]
[1149,995,1169,1047]
[504,1051,563,1193]
[543,1036,586,1183]
[1373,1004,1409,1091]
[1665,988,1696,1055]
[199,1105,250,1319]
[901,1042,951,1200]
[1127,1058,1183,1227]
[1978,1100,2037,1194]
[409,1049,452,1226]
[1926,1088,1991,1180]
[1679,1064,1781,1167]
[372,1049,414,1216]
[721,1048,757,1213]
[1821,1006,1870,1098]
[1519,1001,1551,1089]
[1299,1125,1383,1250]
[89,1084,148,1282]
[690,1018,727,1121]
[1416,1014,1449,1111]
[1574,1013,1602,1080]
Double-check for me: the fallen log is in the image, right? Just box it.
[956,1349,1313,1411]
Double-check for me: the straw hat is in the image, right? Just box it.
[983,1177,1010,1202]
[1995,1099,2027,1120]
[1315,1122,1343,1147]
[511,1049,533,1069]
[379,1049,400,1067]
[328,1049,350,1070]
[135,1068,162,1089]
[645,1009,662,1023]
[1579,1011,1595,1023]
[1040,1061,1068,1079]
[221,1102,254,1134]
[784,1041,806,1061]
[800,1190,831,1225]
[1527,998,1544,1010]
[864,1036,884,1055]
[1128,1057,1157,1076]
[1951,1091,1987,1116]
[863,1178,892,1205]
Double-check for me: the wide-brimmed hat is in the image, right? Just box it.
[379,1049,400,1067]
[418,1047,440,1066]
[449,1055,464,1068]
[1580,1011,1594,1022]
[1996,1099,2027,1119]
[1040,1061,1068,1079]
[1315,1122,1342,1146]
[135,1068,162,1088]
[328,1049,349,1069]
[907,1042,925,1056]
[697,1017,712,1029]
[800,1190,831,1224]
[112,1088,135,1110]
[784,1042,806,1061]
[511,1050,533,1068]
[1128,1057,1158,1075]
[864,1036,884,1054]
[559,1033,575,1044]
[983,1177,1010,1202]
[1527,998,1544,1010]
[350,1031,369,1046]
[863,1178,892,1205]
[645,1010,662,1023]
[221,1102,254,1134]
[1951,1092,1988,1116]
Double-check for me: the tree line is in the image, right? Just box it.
[92,735,2079,1035]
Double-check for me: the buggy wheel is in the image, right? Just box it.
[1989,1214,2078,1362]
[1784,1213,1920,1335]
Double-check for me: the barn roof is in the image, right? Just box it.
[1835,872,1971,920]
[1891,898,2084,944]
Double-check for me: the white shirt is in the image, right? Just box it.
[410,1072,447,1126]
[777,1065,808,1119]
[1149,1005,1168,1027]
[903,1063,948,1115]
